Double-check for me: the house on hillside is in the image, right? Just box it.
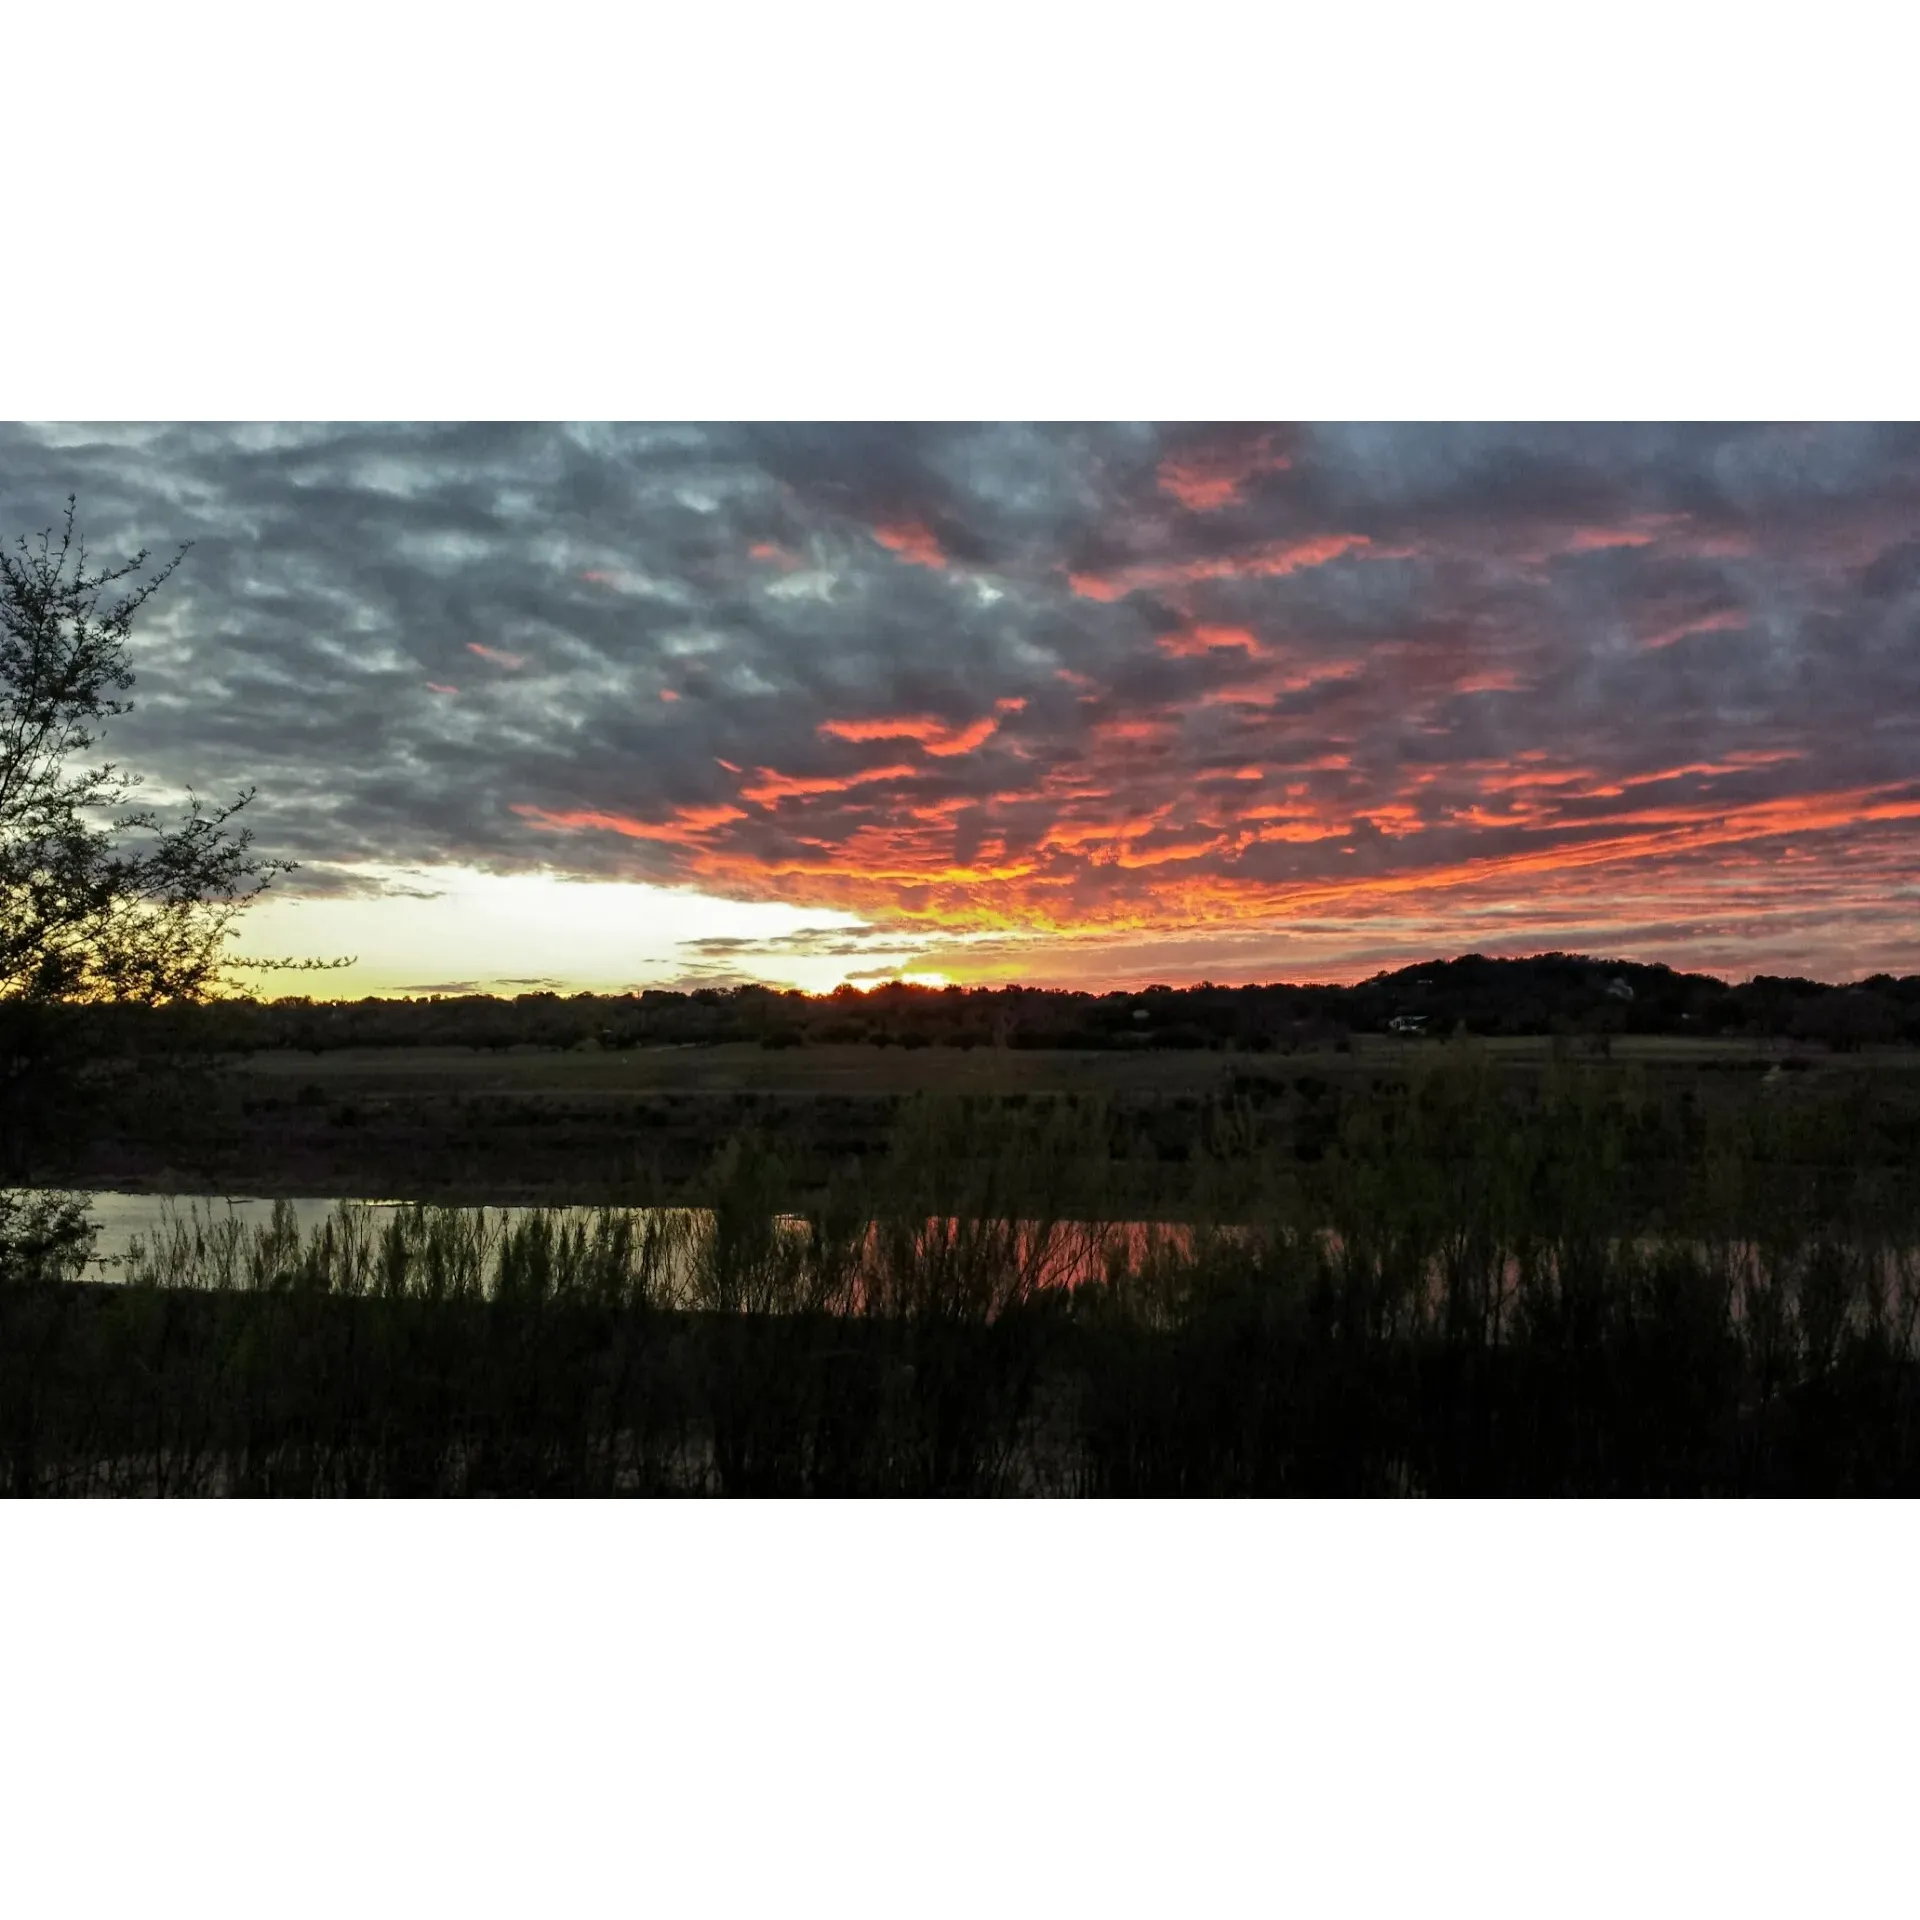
[1388,1013,1429,1034]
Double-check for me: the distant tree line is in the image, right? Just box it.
[88,952,1920,1058]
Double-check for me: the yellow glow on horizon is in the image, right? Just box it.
[205,855,1917,1005]
[221,863,898,997]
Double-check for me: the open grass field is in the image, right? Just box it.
[226,1031,1912,1095]
[232,1038,1259,1097]
[68,1035,1920,1213]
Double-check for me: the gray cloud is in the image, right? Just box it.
[4,423,1917,981]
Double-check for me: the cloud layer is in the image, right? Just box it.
[3,422,1916,987]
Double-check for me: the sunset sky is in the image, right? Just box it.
[6,421,1916,995]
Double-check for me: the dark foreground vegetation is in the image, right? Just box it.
[8,1053,1920,1495]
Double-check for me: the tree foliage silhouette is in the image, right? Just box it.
[1,499,325,1270]
[0,499,285,1005]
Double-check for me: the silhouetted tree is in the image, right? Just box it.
[0,499,302,1273]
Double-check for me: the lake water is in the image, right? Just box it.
[55,1190,1195,1291]
[41,1191,1902,1318]
[73,1193,450,1272]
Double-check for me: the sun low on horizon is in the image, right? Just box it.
[9,421,1917,997]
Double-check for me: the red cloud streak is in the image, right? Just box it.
[1069,533,1372,601]
[872,521,947,569]
[1157,434,1292,512]
[818,705,1020,757]
[467,642,528,669]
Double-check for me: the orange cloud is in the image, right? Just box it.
[1560,515,1690,555]
[1518,784,1920,843]
[1567,527,1658,552]
[923,715,1001,757]
[1247,784,1920,922]
[512,801,746,845]
[1621,751,1802,787]
[425,682,458,695]
[818,708,1015,757]
[466,642,528,669]
[1357,804,1425,836]
[1069,533,1371,601]
[1091,716,1177,745]
[1237,799,1343,824]
[1111,835,1229,870]
[1039,811,1171,853]
[1157,624,1266,659]
[1156,434,1291,512]
[740,762,922,805]
[872,521,947,569]
[907,796,978,823]
[576,765,1920,963]
[1196,659,1365,707]
[749,541,801,569]
[510,492,1916,982]
[1643,608,1747,650]
[1476,765,1603,794]
[1503,515,1749,570]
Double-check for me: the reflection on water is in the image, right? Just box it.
[52,1192,1910,1326]
[75,1192,572,1274]
[65,1190,1203,1294]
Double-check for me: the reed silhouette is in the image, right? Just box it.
[7,1057,1919,1495]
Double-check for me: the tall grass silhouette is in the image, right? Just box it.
[5,1060,1919,1494]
